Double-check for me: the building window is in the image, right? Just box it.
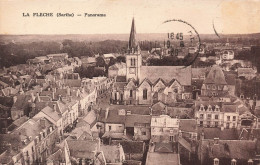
[215,122,218,127]
[170,136,174,142]
[142,132,146,135]
[232,123,236,128]
[233,116,236,121]
[226,123,230,129]
[207,121,210,127]
[130,90,133,97]
[109,126,112,131]
[207,85,211,89]
[200,114,204,119]
[207,114,212,119]
[200,121,203,126]
[215,115,219,119]
[227,116,230,121]
[143,89,147,100]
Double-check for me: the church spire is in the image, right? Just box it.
[128,17,140,54]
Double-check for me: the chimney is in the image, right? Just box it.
[105,108,109,119]
[53,104,57,112]
[13,96,17,104]
[36,92,41,102]
[67,86,71,96]
[52,91,55,100]
[40,118,45,129]
[97,138,101,151]
[58,95,62,101]
[30,93,35,102]
[6,143,12,153]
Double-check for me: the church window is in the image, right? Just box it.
[133,58,136,66]
[143,89,147,100]
[130,90,133,97]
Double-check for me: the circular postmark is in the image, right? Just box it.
[153,19,201,67]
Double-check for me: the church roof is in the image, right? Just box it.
[204,65,227,85]
[140,66,191,86]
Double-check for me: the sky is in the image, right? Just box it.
[0,0,260,35]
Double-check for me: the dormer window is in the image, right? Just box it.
[215,105,220,111]
[231,159,237,165]
[200,104,204,111]
[214,158,219,165]
[208,105,212,111]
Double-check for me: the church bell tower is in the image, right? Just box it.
[126,18,142,82]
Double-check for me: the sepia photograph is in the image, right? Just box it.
[0,0,260,164]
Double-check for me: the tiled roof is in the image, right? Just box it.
[140,66,191,86]
[191,68,209,79]
[146,152,180,165]
[154,142,175,153]
[204,65,227,85]
[63,79,81,87]
[67,140,97,159]
[40,106,61,121]
[100,145,122,163]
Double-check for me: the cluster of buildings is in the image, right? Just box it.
[0,53,117,164]
[0,18,260,165]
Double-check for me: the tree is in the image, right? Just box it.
[96,57,106,67]
[116,56,126,63]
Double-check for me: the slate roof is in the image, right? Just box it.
[199,128,239,140]
[111,140,144,154]
[204,65,227,85]
[125,115,151,127]
[179,119,197,133]
[201,139,257,160]
[98,109,125,124]
[140,66,191,86]
[13,117,53,142]
[11,94,31,112]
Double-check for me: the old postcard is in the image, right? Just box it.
[0,0,260,165]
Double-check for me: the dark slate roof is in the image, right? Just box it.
[140,66,191,86]
[199,128,239,140]
[111,140,144,154]
[201,139,257,160]
[179,119,197,133]
[224,72,237,85]
[125,115,151,127]
[204,65,227,85]
[11,95,31,112]
[98,109,125,124]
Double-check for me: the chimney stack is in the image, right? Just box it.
[67,86,71,96]
[105,108,109,119]
[53,104,57,112]
[36,92,41,102]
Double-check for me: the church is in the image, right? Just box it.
[111,18,192,105]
